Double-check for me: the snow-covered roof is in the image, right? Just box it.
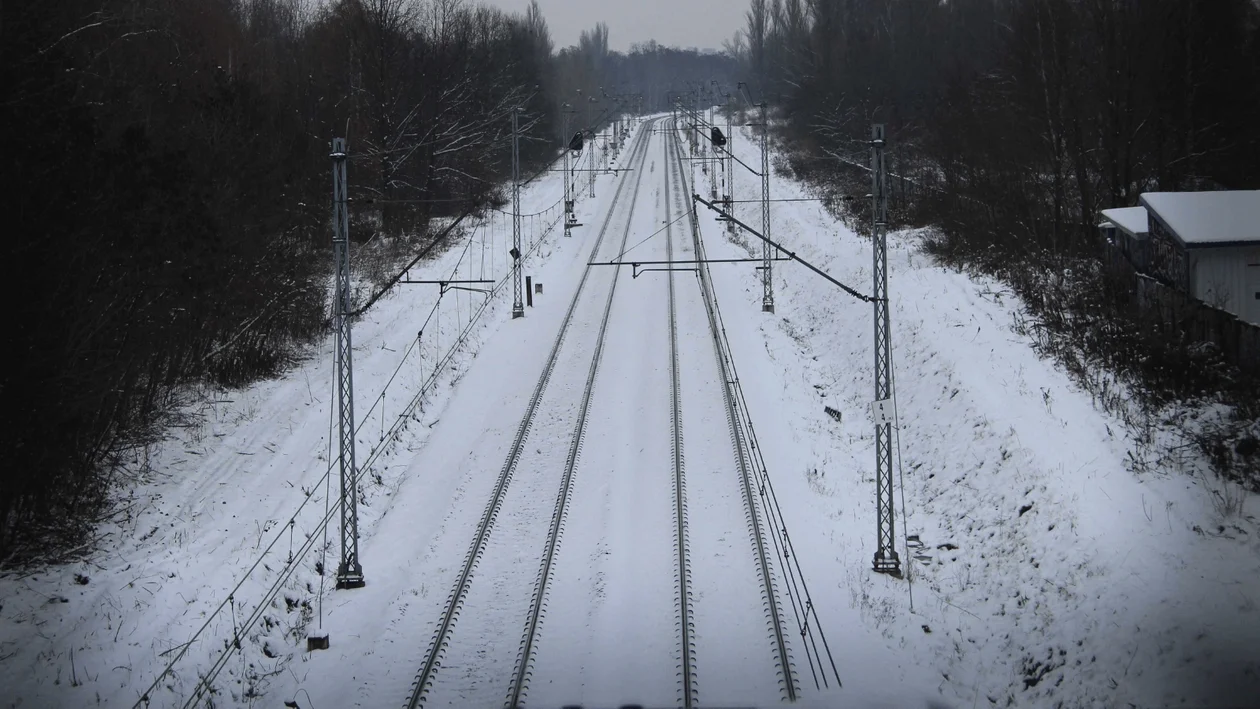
[1099,207,1149,237]
[1140,190,1260,247]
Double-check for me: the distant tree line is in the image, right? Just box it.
[734,0,1260,483]
[0,0,739,561]
[738,0,1260,251]
[548,27,740,140]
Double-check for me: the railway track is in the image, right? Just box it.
[663,120,699,709]
[403,118,658,709]
[663,120,799,702]
[405,116,803,709]
[502,119,658,708]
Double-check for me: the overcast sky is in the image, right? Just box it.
[478,0,741,53]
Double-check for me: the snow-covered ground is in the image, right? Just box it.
[2,113,1258,709]
[701,121,1260,708]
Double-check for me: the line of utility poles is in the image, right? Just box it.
[684,109,903,577]
[323,103,535,591]
[323,92,901,614]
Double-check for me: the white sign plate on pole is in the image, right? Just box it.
[870,399,897,426]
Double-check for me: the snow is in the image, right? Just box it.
[1140,190,1260,246]
[707,126,1260,708]
[1100,206,1149,236]
[2,115,1258,709]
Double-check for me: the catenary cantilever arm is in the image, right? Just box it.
[692,193,879,304]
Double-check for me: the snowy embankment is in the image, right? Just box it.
[693,125,1260,708]
[0,154,578,707]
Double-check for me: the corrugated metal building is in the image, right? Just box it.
[1126,191,1260,327]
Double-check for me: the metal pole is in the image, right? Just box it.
[760,102,774,313]
[698,92,707,180]
[870,124,900,576]
[727,102,734,198]
[330,138,364,589]
[726,100,735,235]
[691,94,698,156]
[512,108,524,319]
[709,104,717,200]
[588,98,596,199]
[563,107,572,237]
[689,96,697,195]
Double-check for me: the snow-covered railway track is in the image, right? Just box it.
[516,121,696,708]
[403,120,658,709]
[500,120,658,709]
[663,121,799,703]
[663,120,699,709]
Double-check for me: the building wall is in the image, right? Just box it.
[1190,245,1260,326]
[1101,220,1151,274]
[1125,233,1150,272]
[1149,218,1189,290]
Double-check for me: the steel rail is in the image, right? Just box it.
[503,118,658,709]
[403,120,657,709]
[666,120,799,702]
